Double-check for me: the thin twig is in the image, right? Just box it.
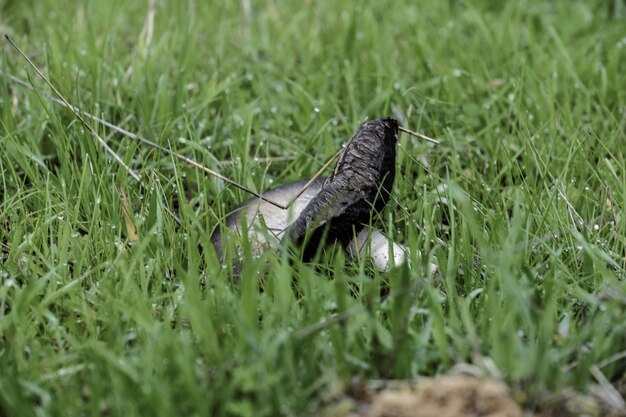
[5,70,293,167]
[4,35,142,182]
[398,126,440,144]
[217,155,296,166]
[4,39,183,224]
[288,148,343,206]
[1,65,289,210]
[5,69,293,171]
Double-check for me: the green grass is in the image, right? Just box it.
[1,0,625,416]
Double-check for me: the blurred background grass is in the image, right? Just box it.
[1,0,625,416]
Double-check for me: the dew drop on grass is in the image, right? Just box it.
[593,224,599,230]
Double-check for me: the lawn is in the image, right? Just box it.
[1,0,625,416]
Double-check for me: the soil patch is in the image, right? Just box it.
[363,375,521,417]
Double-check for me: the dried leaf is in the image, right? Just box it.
[120,187,139,243]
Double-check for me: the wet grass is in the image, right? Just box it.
[1,0,625,416]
